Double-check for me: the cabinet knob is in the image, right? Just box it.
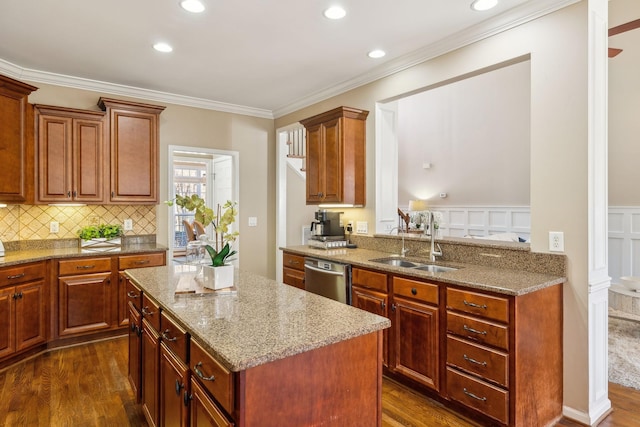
[175,380,184,395]
[67,191,71,198]
[411,288,417,295]
[183,391,192,406]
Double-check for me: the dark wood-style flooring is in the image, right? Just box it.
[0,336,638,426]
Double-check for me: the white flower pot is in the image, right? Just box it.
[200,264,234,290]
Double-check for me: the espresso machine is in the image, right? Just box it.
[309,210,347,249]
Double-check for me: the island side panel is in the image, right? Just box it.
[237,330,383,427]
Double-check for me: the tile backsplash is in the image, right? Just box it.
[0,205,156,242]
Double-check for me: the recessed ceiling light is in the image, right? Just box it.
[471,0,498,11]
[368,49,386,59]
[180,0,205,13]
[153,42,173,53]
[324,6,346,20]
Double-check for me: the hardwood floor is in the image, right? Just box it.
[1,336,638,426]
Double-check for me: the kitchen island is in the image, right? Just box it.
[124,264,390,426]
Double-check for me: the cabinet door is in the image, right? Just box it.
[37,114,73,202]
[321,118,342,203]
[109,109,159,203]
[0,286,16,359]
[118,274,129,327]
[73,117,104,202]
[283,267,305,290]
[58,272,112,336]
[128,303,142,403]
[305,123,323,203]
[0,75,37,203]
[15,280,47,352]
[352,286,389,366]
[142,319,161,427]
[190,377,234,427]
[160,344,190,427]
[391,296,439,391]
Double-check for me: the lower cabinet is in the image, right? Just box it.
[118,252,166,326]
[282,252,305,290]
[128,300,142,402]
[0,262,47,360]
[160,343,190,426]
[189,377,234,427]
[142,318,161,427]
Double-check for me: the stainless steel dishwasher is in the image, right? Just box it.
[304,258,351,305]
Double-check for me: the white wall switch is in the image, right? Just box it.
[50,221,59,233]
[124,219,133,231]
[356,221,368,234]
[248,217,258,227]
[549,231,564,252]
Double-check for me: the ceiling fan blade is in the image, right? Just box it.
[609,18,640,37]
[609,47,623,58]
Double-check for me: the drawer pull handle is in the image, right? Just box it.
[76,265,96,270]
[127,291,139,299]
[289,260,299,265]
[463,325,487,336]
[162,329,178,342]
[463,300,488,309]
[463,388,487,402]
[175,380,184,395]
[7,273,26,280]
[193,362,216,381]
[141,307,155,316]
[463,354,487,367]
[135,260,150,265]
[411,288,417,295]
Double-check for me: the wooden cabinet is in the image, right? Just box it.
[142,318,161,427]
[57,257,113,337]
[282,252,305,290]
[0,262,47,360]
[98,97,165,204]
[0,74,38,203]
[445,285,563,426]
[128,297,143,403]
[117,252,166,326]
[189,377,234,427]
[160,343,190,427]
[35,105,106,203]
[351,267,389,366]
[300,106,369,206]
[389,277,439,391]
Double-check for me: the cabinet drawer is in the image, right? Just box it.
[283,267,305,290]
[446,335,508,387]
[141,294,161,332]
[446,367,508,425]
[447,312,509,351]
[282,253,304,271]
[446,288,509,323]
[190,338,234,416]
[160,311,188,363]
[393,277,438,305]
[126,278,143,312]
[119,252,165,270]
[352,268,388,292]
[59,257,112,276]
[0,262,46,287]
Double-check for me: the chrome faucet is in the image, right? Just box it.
[389,227,409,257]
[428,212,443,262]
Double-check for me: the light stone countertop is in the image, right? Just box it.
[0,243,167,267]
[283,245,565,296]
[125,264,391,372]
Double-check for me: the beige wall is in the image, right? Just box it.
[276,3,592,415]
[27,83,276,279]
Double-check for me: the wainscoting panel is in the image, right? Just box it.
[424,206,531,241]
[608,207,640,283]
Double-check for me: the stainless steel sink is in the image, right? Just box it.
[412,264,458,273]
[369,258,421,268]
[369,257,458,273]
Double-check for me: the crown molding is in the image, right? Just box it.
[0,58,274,119]
[272,0,580,118]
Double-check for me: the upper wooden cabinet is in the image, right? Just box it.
[35,105,106,203]
[0,74,38,203]
[300,106,369,206]
[98,98,165,204]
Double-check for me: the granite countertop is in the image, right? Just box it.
[0,243,167,267]
[125,264,390,372]
[283,245,565,296]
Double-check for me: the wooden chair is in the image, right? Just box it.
[182,220,196,242]
[193,221,206,238]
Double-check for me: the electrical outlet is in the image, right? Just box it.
[356,221,368,234]
[549,231,564,252]
[248,217,258,227]
[124,219,133,231]
[50,221,59,233]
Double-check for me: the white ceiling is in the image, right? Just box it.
[0,0,578,118]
